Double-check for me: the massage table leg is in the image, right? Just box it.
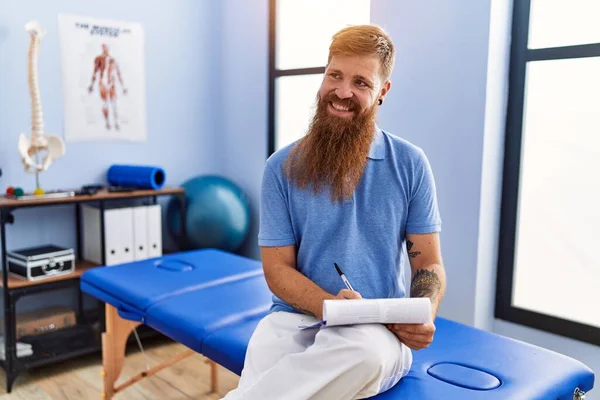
[101,305,141,399]
[206,359,220,392]
[100,304,217,399]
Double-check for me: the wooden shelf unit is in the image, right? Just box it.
[0,186,186,393]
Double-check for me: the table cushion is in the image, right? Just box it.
[203,317,595,399]
[144,274,273,352]
[80,249,263,321]
[373,318,594,399]
[203,316,267,376]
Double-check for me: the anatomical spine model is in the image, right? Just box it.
[18,20,65,184]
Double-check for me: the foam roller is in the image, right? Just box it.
[106,164,166,190]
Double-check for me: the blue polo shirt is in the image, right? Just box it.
[258,126,442,315]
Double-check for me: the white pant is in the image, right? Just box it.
[221,311,412,400]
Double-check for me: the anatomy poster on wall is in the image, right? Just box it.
[58,14,146,142]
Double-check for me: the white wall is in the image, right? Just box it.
[218,0,269,260]
[475,0,512,333]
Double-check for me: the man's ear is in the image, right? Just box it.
[378,80,392,105]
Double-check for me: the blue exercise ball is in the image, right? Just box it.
[167,175,251,253]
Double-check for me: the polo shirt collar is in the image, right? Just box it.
[368,124,385,160]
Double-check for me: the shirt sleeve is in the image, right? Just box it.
[406,150,442,234]
[258,162,297,247]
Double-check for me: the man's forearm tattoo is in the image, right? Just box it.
[410,268,441,302]
[407,240,421,258]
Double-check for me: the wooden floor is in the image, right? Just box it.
[0,339,240,399]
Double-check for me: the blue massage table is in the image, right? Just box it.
[80,249,595,399]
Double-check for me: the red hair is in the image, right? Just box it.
[328,25,395,81]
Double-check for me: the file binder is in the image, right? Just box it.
[146,204,162,258]
[133,206,149,260]
[82,204,162,266]
[82,205,134,266]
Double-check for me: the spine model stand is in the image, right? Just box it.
[17,20,65,194]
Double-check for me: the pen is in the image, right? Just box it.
[334,263,355,291]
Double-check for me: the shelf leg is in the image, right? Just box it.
[6,368,18,393]
[75,203,82,259]
[4,299,19,393]
[101,305,140,400]
[1,212,18,393]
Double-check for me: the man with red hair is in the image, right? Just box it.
[223,24,446,400]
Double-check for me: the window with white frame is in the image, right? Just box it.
[496,0,600,347]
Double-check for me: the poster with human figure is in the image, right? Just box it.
[58,14,146,142]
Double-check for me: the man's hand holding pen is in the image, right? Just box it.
[333,263,362,300]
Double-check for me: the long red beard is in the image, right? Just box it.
[284,92,377,202]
